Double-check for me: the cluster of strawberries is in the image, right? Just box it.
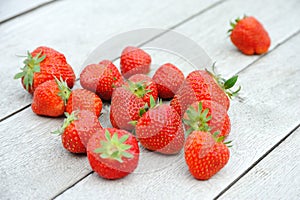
[14,16,269,180]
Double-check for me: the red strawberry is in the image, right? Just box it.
[183,101,231,138]
[128,74,158,106]
[153,63,184,99]
[185,131,230,180]
[14,46,75,94]
[65,89,103,117]
[120,46,151,79]
[53,110,102,153]
[31,77,71,117]
[110,86,146,131]
[80,60,123,101]
[135,97,184,154]
[170,94,182,116]
[172,66,240,116]
[229,16,271,55]
[87,128,139,179]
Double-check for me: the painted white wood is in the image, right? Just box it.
[0,0,220,120]
[155,0,300,77]
[220,127,300,200]
[55,32,300,199]
[0,0,222,199]
[0,0,54,23]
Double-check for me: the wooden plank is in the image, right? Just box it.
[219,127,300,199]
[0,0,55,23]
[0,0,221,120]
[0,1,222,198]
[170,0,300,77]
[54,31,300,199]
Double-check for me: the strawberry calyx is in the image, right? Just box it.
[14,51,46,91]
[227,15,247,34]
[54,76,71,105]
[206,63,241,99]
[212,132,232,148]
[94,130,133,163]
[126,80,152,98]
[183,101,212,135]
[52,111,78,135]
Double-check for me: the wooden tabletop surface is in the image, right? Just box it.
[1,0,300,199]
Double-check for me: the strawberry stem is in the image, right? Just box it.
[52,111,78,135]
[205,63,241,99]
[94,130,133,163]
[183,101,212,136]
[14,51,46,91]
[54,76,71,105]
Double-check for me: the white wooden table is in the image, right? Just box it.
[1,0,300,199]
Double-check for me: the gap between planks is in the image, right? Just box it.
[0,0,226,123]
[0,0,58,25]
[52,25,300,200]
[214,123,300,200]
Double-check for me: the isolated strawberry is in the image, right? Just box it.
[135,97,184,154]
[31,77,71,117]
[14,46,75,93]
[153,63,184,99]
[53,110,102,153]
[110,86,146,131]
[183,101,231,137]
[120,46,151,79]
[128,74,158,106]
[171,66,240,116]
[185,131,231,180]
[229,16,271,55]
[65,89,103,117]
[80,60,123,101]
[87,128,139,179]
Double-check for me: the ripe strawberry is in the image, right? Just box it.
[183,101,231,138]
[171,66,240,116]
[120,46,151,79]
[80,60,123,101]
[185,131,230,180]
[153,63,184,99]
[87,128,139,179]
[110,86,146,131]
[135,97,184,154]
[53,110,102,153]
[14,46,75,94]
[229,16,271,55]
[31,77,71,117]
[65,89,103,117]
[128,74,158,106]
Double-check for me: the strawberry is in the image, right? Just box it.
[31,77,71,117]
[14,46,75,94]
[80,60,123,101]
[120,46,151,79]
[229,16,271,55]
[53,110,102,153]
[65,89,103,117]
[135,97,184,154]
[87,128,139,179]
[152,63,184,99]
[183,101,231,138]
[171,66,240,116]
[185,131,230,180]
[110,86,146,131]
[128,74,158,106]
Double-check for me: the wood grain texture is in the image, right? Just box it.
[55,31,300,200]
[0,0,220,120]
[220,127,300,200]
[0,0,55,23]
[171,0,300,77]
[0,0,221,199]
